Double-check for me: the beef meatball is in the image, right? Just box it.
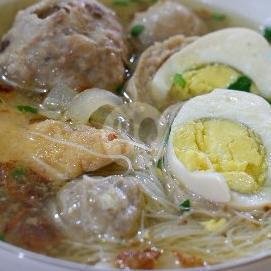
[51,175,143,240]
[0,0,128,92]
[127,35,197,106]
[129,0,207,51]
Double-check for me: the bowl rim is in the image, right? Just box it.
[0,239,271,271]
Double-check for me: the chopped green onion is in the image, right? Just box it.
[11,167,26,180]
[228,76,252,92]
[157,158,163,170]
[17,105,38,114]
[131,24,145,38]
[179,199,191,212]
[112,0,131,6]
[173,73,186,88]
[264,26,271,42]
[0,234,5,241]
[165,126,171,143]
[211,12,226,21]
[115,84,125,96]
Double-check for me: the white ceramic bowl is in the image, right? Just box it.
[0,0,271,270]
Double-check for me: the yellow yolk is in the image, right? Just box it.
[170,64,249,101]
[172,119,267,194]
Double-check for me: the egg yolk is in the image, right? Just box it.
[172,119,267,194]
[170,64,252,101]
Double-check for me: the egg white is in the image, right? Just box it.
[151,28,271,103]
[167,89,271,209]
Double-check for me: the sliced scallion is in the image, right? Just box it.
[0,234,5,241]
[112,0,131,5]
[11,167,26,180]
[115,84,124,96]
[228,76,252,92]
[17,105,38,114]
[157,158,163,170]
[131,24,145,38]
[173,73,186,88]
[211,12,226,21]
[264,26,271,43]
[179,199,191,213]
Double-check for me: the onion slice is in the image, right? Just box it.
[40,85,77,119]
[66,88,123,124]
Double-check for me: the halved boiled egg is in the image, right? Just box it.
[151,28,271,105]
[166,89,271,209]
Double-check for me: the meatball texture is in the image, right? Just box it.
[0,0,128,92]
[129,0,207,51]
[127,35,196,106]
[51,175,143,240]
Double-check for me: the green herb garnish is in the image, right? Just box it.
[11,167,26,180]
[17,105,38,114]
[112,0,131,6]
[173,73,186,88]
[116,84,125,96]
[179,199,191,212]
[131,24,145,38]
[211,12,226,21]
[0,234,5,241]
[228,76,252,92]
[157,158,163,170]
[264,26,271,43]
